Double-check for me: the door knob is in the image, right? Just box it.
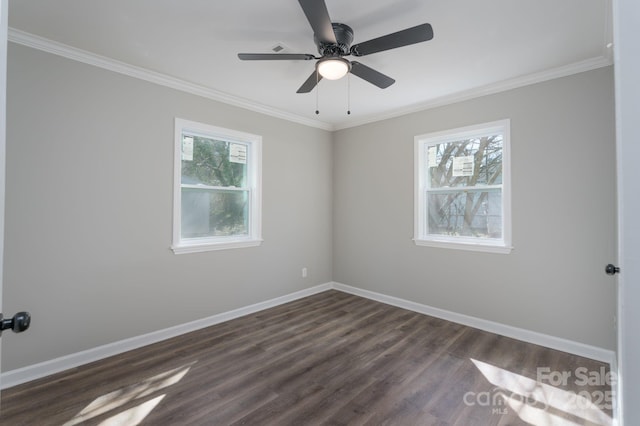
[605,264,620,275]
[0,311,31,335]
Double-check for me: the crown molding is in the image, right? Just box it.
[7,28,334,131]
[333,55,614,131]
[8,28,612,133]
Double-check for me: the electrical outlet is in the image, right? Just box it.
[302,267,308,278]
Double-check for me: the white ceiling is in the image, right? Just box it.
[7,0,612,130]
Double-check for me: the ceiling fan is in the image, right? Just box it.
[238,0,434,94]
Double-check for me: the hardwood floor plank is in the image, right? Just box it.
[1,290,613,426]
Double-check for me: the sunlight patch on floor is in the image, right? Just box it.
[471,358,611,426]
[502,393,582,426]
[63,363,194,425]
[96,395,165,426]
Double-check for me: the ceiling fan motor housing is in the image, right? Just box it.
[315,23,354,56]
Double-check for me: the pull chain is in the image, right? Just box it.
[347,72,351,115]
[313,71,353,116]
[315,70,320,115]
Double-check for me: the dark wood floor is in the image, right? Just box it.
[1,290,613,425]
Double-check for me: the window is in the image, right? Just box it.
[172,118,262,254]
[414,120,511,253]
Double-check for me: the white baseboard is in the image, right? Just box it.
[2,281,615,389]
[332,282,615,365]
[0,283,332,389]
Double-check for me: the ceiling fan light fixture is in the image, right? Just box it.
[317,57,351,80]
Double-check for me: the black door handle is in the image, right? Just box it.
[605,264,620,275]
[0,311,31,335]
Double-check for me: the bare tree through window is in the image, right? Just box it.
[415,120,510,252]
[428,135,503,238]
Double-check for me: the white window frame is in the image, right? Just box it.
[414,119,512,254]
[172,118,262,254]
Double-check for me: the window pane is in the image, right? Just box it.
[181,135,247,188]
[428,135,502,189]
[427,190,502,239]
[181,188,248,238]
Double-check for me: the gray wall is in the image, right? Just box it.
[3,44,333,371]
[2,42,616,373]
[333,66,616,350]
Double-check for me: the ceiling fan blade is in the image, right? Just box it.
[350,61,395,89]
[297,70,323,93]
[350,23,434,57]
[298,0,337,44]
[238,53,315,61]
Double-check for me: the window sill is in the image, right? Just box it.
[413,238,513,254]
[172,238,263,254]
